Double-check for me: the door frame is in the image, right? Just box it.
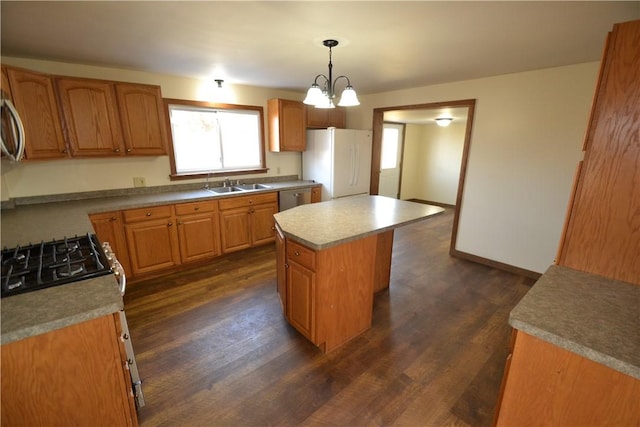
[370,99,476,255]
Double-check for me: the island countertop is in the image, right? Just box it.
[509,265,640,379]
[273,195,444,250]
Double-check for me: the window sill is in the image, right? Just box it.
[170,168,269,181]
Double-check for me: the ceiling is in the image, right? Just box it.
[2,1,638,99]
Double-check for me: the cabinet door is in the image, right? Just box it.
[115,83,169,155]
[306,105,346,129]
[311,185,322,203]
[177,212,221,263]
[125,218,180,276]
[250,202,277,246]
[268,98,306,152]
[0,315,137,426]
[286,261,315,340]
[55,77,125,156]
[6,66,67,159]
[219,207,252,253]
[89,211,132,277]
[275,224,286,312]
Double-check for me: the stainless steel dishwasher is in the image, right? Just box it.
[279,188,312,211]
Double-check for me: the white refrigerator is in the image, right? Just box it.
[303,128,372,201]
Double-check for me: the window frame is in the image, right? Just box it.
[164,98,268,180]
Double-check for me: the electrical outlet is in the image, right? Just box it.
[133,177,146,187]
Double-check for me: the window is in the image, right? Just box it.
[381,126,400,169]
[165,99,267,179]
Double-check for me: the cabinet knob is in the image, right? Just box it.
[146,212,152,216]
[168,221,173,227]
[194,206,199,211]
[126,148,132,153]
[294,250,300,256]
[110,216,117,221]
[249,200,253,204]
[114,148,120,153]
[178,220,183,225]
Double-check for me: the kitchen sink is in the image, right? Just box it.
[207,186,243,193]
[235,183,272,190]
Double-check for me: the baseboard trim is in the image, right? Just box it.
[450,248,542,281]
[407,199,455,209]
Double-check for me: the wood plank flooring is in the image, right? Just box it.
[124,209,535,426]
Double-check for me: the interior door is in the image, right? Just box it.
[378,123,404,198]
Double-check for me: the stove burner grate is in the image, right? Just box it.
[1,233,112,298]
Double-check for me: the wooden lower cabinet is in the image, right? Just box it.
[310,184,322,203]
[90,211,132,277]
[175,200,220,263]
[1,314,138,426]
[278,234,379,353]
[494,331,640,426]
[219,192,278,253]
[286,240,317,341]
[96,193,278,279]
[123,205,180,276]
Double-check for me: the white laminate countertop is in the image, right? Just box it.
[274,195,445,250]
[509,265,640,380]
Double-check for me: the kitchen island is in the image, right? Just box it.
[274,195,444,352]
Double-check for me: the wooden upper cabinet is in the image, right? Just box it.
[268,98,306,152]
[556,20,640,285]
[306,105,346,129]
[5,66,67,160]
[1,67,17,160]
[115,83,169,155]
[55,77,125,157]
[1,67,12,100]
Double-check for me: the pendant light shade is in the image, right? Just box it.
[337,85,360,107]
[304,39,359,109]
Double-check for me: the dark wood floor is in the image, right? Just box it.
[124,209,535,426]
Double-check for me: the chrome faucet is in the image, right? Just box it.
[223,177,231,187]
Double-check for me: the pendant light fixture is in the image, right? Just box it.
[303,39,360,109]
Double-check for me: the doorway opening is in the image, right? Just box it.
[370,99,476,255]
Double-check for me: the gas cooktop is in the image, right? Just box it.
[1,233,112,298]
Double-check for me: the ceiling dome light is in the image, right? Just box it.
[435,117,453,127]
[304,39,359,109]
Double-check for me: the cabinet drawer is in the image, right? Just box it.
[175,200,218,216]
[123,205,173,223]
[287,240,316,270]
[219,192,278,210]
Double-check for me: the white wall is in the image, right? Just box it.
[0,56,303,200]
[355,63,599,273]
[400,122,465,205]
